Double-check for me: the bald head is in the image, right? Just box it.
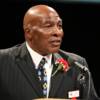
[23,5,59,30]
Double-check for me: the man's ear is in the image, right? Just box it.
[24,27,30,33]
[24,23,32,33]
[24,26,33,40]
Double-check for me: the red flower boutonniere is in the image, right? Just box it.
[52,58,69,76]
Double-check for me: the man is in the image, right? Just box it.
[0,5,99,100]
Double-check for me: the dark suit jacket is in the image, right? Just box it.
[0,43,99,100]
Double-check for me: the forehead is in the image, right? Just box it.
[25,6,62,26]
[30,12,62,27]
[41,13,62,24]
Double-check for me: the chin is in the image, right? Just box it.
[50,48,59,53]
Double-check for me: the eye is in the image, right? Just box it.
[44,23,52,27]
[42,20,54,28]
[58,21,62,29]
[59,23,62,27]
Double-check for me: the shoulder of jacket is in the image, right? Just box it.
[59,49,85,61]
[0,43,22,57]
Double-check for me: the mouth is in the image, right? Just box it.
[50,39,61,47]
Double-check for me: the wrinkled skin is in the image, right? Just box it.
[23,5,64,56]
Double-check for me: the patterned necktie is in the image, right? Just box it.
[37,58,47,97]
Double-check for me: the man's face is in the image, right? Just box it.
[27,11,64,55]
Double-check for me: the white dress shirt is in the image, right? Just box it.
[26,42,53,97]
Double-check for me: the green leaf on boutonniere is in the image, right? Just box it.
[52,58,69,77]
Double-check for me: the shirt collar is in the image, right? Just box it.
[26,42,52,69]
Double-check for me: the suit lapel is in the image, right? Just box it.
[49,70,64,97]
[15,43,43,97]
[49,53,65,97]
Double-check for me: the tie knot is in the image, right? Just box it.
[39,58,46,68]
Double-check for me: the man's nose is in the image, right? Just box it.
[52,26,63,37]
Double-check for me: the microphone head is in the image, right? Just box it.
[67,55,89,72]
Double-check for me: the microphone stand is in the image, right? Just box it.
[74,62,91,100]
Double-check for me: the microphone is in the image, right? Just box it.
[68,56,91,100]
[67,56,89,72]
[74,61,89,72]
